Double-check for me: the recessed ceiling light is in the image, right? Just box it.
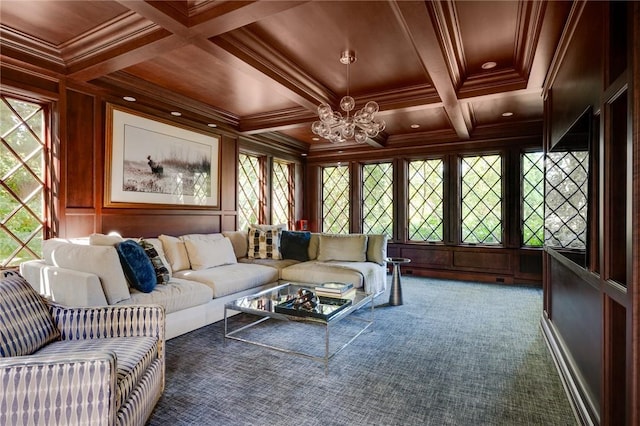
[337,151,343,154]
[502,111,514,117]
[410,124,420,129]
[170,111,182,117]
[301,153,308,157]
[207,123,217,128]
[123,96,136,102]
[312,137,320,141]
[481,61,497,70]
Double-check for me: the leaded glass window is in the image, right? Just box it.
[544,151,588,249]
[362,162,393,235]
[1,96,47,267]
[522,152,544,247]
[238,153,261,231]
[408,159,444,242]
[322,165,349,234]
[461,154,502,244]
[272,160,292,227]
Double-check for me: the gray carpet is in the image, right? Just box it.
[147,276,577,426]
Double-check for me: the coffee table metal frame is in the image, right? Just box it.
[224,282,374,374]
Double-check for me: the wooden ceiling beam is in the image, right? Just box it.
[389,0,470,139]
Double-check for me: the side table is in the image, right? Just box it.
[385,257,411,306]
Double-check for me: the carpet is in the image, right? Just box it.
[147,276,577,426]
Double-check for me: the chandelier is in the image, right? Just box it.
[311,50,385,144]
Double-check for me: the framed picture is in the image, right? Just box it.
[105,104,220,208]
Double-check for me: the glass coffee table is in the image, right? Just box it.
[224,282,374,374]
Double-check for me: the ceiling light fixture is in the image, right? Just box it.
[207,123,217,128]
[171,111,182,117]
[123,96,136,102]
[502,111,514,117]
[410,124,420,129]
[311,50,385,144]
[481,61,497,70]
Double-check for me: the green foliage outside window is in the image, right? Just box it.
[238,153,260,232]
[1,96,46,267]
[408,159,444,242]
[522,152,544,247]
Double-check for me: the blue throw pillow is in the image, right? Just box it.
[280,230,311,261]
[116,240,157,293]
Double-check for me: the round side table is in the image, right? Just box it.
[385,257,411,306]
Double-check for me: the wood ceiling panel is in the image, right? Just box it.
[122,44,298,116]
[455,1,519,74]
[0,0,129,46]
[246,1,429,96]
[467,90,542,127]
[381,107,450,134]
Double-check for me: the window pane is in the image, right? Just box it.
[238,153,261,231]
[322,165,349,234]
[362,163,393,235]
[461,155,502,244]
[544,151,588,249]
[408,159,444,242]
[1,96,46,267]
[272,160,292,227]
[522,152,544,247]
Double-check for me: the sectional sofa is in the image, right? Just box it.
[20,229,388,339]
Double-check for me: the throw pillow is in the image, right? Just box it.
[183,237,237,270]
[45,240,131,304]
[0,271,60,357]
[222,230,249,258]
[115,240,157,293]
[158,234,190,272]
[139,239,171,284]
[248,226,282,259]
[317,234,368,262]
[280,230,311,261]
[366,234,388,265]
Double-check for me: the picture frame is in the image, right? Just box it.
[105,104,220,209]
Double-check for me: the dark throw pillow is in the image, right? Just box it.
[116,240,157,293]
[280,230,311,261]
[139,239,171,284]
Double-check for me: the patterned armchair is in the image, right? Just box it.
[0,270,165,426]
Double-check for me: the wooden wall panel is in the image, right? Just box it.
[549,255,602,417]
[101,212,222,237]
[65,90,96,208]
[453,250,511,272]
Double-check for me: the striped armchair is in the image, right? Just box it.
[0,270,165,426]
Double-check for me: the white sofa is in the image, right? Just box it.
[20,230,388,339]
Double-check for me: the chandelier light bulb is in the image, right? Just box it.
[311,50,384,144]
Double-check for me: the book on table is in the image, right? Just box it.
[316,287,357,300]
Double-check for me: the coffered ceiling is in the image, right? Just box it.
[0,1,572,152]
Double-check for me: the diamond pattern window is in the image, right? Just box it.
[272,160,293,228]
[522,152,544,247]
[362,163,393,235]
[1,96,47,267]
[544,151,588,249]
[238,153,262,231]
[461,155,502,244]
[322,165,349,234]
[408,159,444,242]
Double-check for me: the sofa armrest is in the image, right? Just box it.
[0,351,118,426]
[48,303,166,360]
[20,260,108,306]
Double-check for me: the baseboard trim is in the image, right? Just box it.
[540,316,599,425]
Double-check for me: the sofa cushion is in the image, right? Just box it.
[43,239,130,304]
[222,230,248,258]
[117,278,213,314]
[116,240,157,293]
[89,233,125,246]
[139,239,171,284]
[366,234,388,265]
[36,336,158,412]
[158,234,190,272]
[280,230,311,261]
[0,271,60,357]
[183,236,237,270]
[238,257,299,279]
[174,263,278,298]
[248,226,282,260]
[280,260,365,289]
[317,234,368,262]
